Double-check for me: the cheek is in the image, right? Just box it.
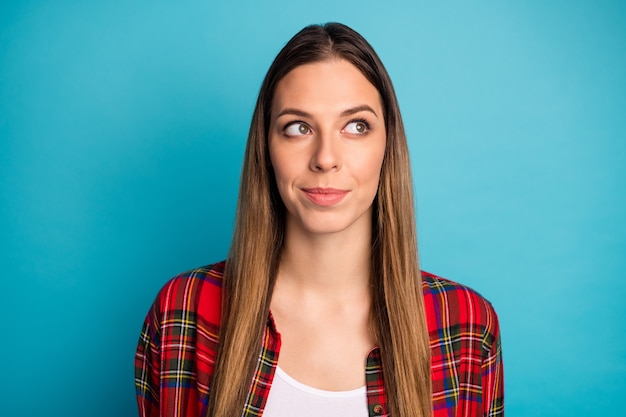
[268,145,293,198]
[363,144,386,186]
[269,153,285,184]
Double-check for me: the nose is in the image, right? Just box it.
[310,134,341,172]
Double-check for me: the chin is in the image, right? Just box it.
[299,214,370,236]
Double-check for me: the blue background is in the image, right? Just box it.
[1,1,624,416]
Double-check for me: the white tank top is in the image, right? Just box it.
[262,366,369,416]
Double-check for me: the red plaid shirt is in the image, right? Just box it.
[135,262,503,416]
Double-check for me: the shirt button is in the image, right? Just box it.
[373,404,384,415]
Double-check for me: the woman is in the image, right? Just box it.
[135,23,503,417]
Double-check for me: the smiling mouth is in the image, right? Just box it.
[301,188,349,206]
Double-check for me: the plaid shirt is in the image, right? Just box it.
[135,262,503,417]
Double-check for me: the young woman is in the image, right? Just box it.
[135,23,503,417]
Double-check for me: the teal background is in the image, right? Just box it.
[1,1,624,416]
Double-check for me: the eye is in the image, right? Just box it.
[284,122,311,137]
[344,120,370,135]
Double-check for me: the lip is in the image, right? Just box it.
[301,187,349,207]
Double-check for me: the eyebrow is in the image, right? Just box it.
[275,105,379,119]
[341,105,378,118]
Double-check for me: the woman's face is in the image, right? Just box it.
[268,59,386,237]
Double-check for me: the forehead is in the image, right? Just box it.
[271,59,382,114]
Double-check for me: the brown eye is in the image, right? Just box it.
[284,122,311,136]
[344,120,369,134]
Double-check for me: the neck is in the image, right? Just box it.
[277,217,373,296]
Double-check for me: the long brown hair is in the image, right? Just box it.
[207,22,432,417]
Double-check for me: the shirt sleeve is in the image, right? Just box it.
[481,307,504,416]
[135,299,162,417]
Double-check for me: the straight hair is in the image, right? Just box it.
[207,22,432,417]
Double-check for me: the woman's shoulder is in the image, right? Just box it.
[151,261,225,322]
[421,270,500,338]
